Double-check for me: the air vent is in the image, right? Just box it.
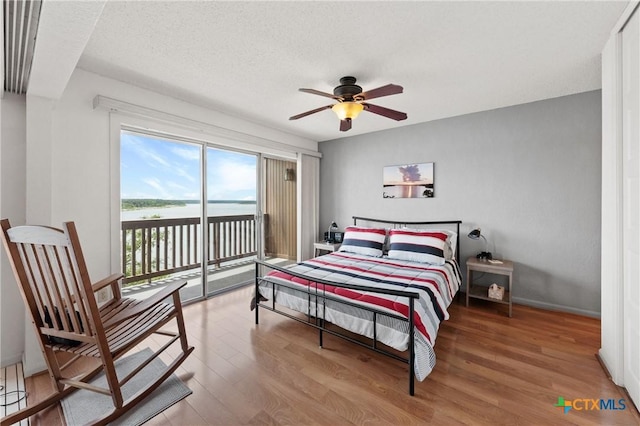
[3,0,41,94]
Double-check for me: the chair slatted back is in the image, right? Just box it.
[1,220,98,343]
[0,218,193,425]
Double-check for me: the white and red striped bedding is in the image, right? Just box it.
[258,251,461,381]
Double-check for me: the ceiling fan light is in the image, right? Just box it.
[332,102,364,120]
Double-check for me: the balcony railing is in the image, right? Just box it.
[121,214,257,285]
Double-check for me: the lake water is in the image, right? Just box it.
[121,203,256,221]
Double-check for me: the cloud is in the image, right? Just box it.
[171,146,201,161]
[172,166,197,184]
[143,178,172,199]
[122,133,258,201]
[210,162,256,192]
[166,181,192,192]
[126,137,172,169]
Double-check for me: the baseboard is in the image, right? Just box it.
[22,364,47,377]
[511,296,600,318]
[596,353,640,416]
[596,351,615,381]
[0,353,23,369]
[21,352,47,377]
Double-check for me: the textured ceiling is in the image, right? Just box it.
[73,1,627,142]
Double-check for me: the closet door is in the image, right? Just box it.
[622,7,640,409]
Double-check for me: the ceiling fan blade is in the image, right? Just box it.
[340,118,352,132]
[299,88,340,100]
[363,103,407,121]
[359,84,403,101]
[289,105,333,120]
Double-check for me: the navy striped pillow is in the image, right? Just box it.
[387,229,448,265]
[338,226,387,257]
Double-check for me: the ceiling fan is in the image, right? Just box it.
[289,76,408,132]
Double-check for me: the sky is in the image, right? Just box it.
[121,131,257,201]
[383,162,433,185]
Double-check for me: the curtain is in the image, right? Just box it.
[297,153,319,261]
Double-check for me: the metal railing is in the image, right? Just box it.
[121,215,257,284]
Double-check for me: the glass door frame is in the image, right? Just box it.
[111,115,298,304]
[119,127,207,303]
[203,146,262,297]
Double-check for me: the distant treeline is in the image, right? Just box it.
[122,198,256,210]
[122,199,187,210]
[207,200,256,204]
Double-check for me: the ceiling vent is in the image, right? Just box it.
[3,0,41,94]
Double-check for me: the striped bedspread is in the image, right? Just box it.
[257,251,462,381]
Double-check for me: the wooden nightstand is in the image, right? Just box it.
[466,256,514,317]
[314,241,341,257]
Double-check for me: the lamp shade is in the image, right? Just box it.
[326,221,340,243]
[331,102,364,120]
[468,228,482,239]
[468,228,492,260]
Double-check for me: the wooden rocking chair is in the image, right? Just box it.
[0,219,194,425]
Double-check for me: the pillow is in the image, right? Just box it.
[445,230,458,259]
[338,226,387,257]
[398,228,457,260]
[437,229,457,260]
[387,229,448,265]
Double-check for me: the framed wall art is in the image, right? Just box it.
[383,162,434,198]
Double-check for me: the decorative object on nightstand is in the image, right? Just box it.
[488,284,505,300]
[466,256,514,317]
[324,221,341,243]
[467,228,492,260]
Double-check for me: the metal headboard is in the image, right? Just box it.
[352,216,462,260]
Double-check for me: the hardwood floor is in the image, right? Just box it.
[21,286,639,425]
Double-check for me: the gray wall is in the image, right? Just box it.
[319,90,601,316]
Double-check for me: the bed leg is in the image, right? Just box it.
[409,371,415,396]
[255,263,260,325]
[409,297,415,396]
[255,299,259,325]
[319,318,324,348]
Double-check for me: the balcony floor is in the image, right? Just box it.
[121,256,293,301]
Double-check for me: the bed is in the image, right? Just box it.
[254,217,462,395]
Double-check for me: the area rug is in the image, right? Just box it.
[61,348,192,425]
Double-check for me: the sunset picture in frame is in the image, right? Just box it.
[383,162,434,198]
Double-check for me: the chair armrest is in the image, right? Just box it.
[92,273,124,293]
[69,273,124,305]
[102,280,187,329]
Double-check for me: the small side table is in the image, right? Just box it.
[466,257,514,317]
[314,241,341,257]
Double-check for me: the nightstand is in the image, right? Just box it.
[466,256,514,317]
[314,241,341,257]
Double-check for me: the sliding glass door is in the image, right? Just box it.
[119,129,297,301]
[120,130,204,302]
[205,147,259,295]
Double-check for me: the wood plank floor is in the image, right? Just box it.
[1,362,28,425]
[21,286,640,425]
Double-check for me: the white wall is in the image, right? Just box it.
[10,68,317,373]
[319,91,602,316]
[47,68,317,278]
[0,94,27,367]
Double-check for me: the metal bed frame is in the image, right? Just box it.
[254,216,461,395]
